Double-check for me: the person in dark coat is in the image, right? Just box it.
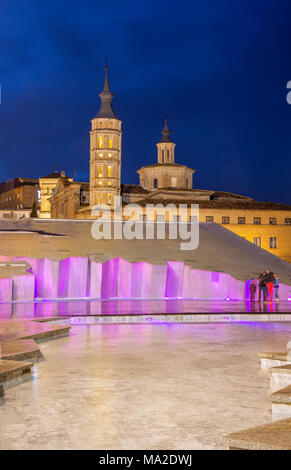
[258,271,267,302]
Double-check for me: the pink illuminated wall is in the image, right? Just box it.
[0,256,290,302]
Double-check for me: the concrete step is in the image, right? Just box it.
[224,417,291,450]
[0,339,42,362]
[258,351,291,370]
[270,364,291,393]
[0,359,33,384]
[270,385,291,421]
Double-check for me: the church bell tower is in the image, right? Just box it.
[90,63,122,208]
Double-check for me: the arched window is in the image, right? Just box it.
[153,178,158,189]
[99,137,103,149]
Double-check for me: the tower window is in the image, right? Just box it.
[98,194,102,205]
[98,166,103,177]
[99,137,103,148]
[109,140,113,149]
[108,193,112,203]
[108,166,112,177]
[153,178,158,189]
[162,150,164,163]
[167,149,170,162]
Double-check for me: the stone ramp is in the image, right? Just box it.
[1,219,291,284]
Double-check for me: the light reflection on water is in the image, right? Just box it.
[0,298,291,323]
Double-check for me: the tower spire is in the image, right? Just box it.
[96,61,117,119]
[160,114,172,142]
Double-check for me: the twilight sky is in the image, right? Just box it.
[0,0,291,203]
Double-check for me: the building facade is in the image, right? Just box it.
[0,177,40,218]
[39,170,68,218]
[50,176,89,219]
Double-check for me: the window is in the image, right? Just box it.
[171,177,177,187]
[153,178,158,189]
[108,166,112,177]
[167,149,170,162]
[162,150,164,163]
[269,237,277,249]
[285,218,291,225]
[98,194,102,205]
[108,153,112,157]
[98,166,103,177]
[254,217,261,225]
[99,153,103,158]
[206,216,214,223]
[107,193,111,204]
[254,237,261,247]
[222,217,230,224]
[238,217,245,224]
[269,218,277,225]
[109,140,113,149]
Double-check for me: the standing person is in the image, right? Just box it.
[249,280,257,302]
[265,269,275,302]
[273,274,280,302]
[258,271,267,302]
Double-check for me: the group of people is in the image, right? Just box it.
[249,270,280,303]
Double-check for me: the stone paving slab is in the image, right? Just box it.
[225,418,291,450]
[0,339,41,361]
[0,319,70,342]
[0,360,33,383]
[270,385,291,404]
[271,364,291,375]
[258,352,288,361]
